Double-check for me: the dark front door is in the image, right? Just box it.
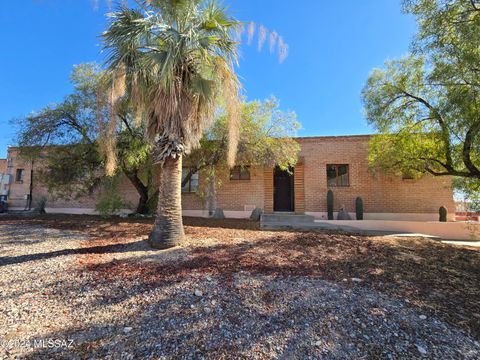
[274,167,294,212]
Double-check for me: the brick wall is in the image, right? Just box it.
[5,149,32,208]
[215,166,264,211]
[4,135,455,218]
[179,166,265,212]
[263,168,273,213]
[32,172,140,211]
[0,159,6,197]
[297,136,454,217]
[5,148,141,211]
[0,159,6,174]
[293,159,305,214]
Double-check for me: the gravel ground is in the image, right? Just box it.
[0,217,479,359]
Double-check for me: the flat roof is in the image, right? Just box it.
[295,134,372,140]
[6,134,374,151]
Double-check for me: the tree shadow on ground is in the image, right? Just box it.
[0,213,259,236]
[0,224,84,247]
[21,282,354,359]
[183,216,260,230]
[78,232,480,339]
[5,229,468,348]
[2,222,480,339]
[2,217,480,358]
[0,239,156,267]
[21,245,480,359]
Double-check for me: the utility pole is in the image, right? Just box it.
[28,158,34,210]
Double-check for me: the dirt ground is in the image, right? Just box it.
[1,214,479,359]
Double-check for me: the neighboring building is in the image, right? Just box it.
[2,148,35,209]
[3,135,455,220]
[0,158,8,201]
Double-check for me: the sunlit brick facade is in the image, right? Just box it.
[2,135,455,220]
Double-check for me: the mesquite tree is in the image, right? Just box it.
[15,63,155,214]
[362,0,480,196]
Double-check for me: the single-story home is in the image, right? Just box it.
[1,135,455,220]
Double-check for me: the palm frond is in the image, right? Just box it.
[102,0,241,169]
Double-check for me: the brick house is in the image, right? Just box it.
[1,135,455,220]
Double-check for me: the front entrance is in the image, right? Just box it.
[273,167,294,212]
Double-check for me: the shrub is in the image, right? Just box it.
[95,178,129,218]
[34,197,47,214]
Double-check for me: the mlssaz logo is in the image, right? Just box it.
[33,338,75,349]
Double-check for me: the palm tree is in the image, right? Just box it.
[102,0,241,249]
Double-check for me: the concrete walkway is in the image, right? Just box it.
[261,214,480,242]
[382,233,480,247]
[440,239,480,247]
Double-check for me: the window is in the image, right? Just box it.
[327,164,349,187]
[230,166,250,180]
[182,167,199,193]
[15,169,25,183]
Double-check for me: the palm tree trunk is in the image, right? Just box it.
[148,155,185,249]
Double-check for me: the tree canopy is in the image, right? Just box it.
[15,63,155,214]
[362,0,480,194]
[187,97,299,175]
[15,65,300,216]
[181,97,299,211]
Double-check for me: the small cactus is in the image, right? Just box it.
[355,197,364,220]
[327,190,334,220]
[439,206,447,222]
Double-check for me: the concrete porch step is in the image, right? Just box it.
[260,213,315,229]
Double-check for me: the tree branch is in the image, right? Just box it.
[181,167,197,188]
[123,168,149,213]
[118,113,134,136]
[61,110,94,145]
[395,87,454,168]
[462,121,480,177]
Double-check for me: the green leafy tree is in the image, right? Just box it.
[102,0,242,249]
[362,0,480,193]
[16,63,155,214]
[183,97,300,212]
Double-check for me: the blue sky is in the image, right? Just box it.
[0,0,416,158]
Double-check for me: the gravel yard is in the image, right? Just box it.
[1,215,479,359]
